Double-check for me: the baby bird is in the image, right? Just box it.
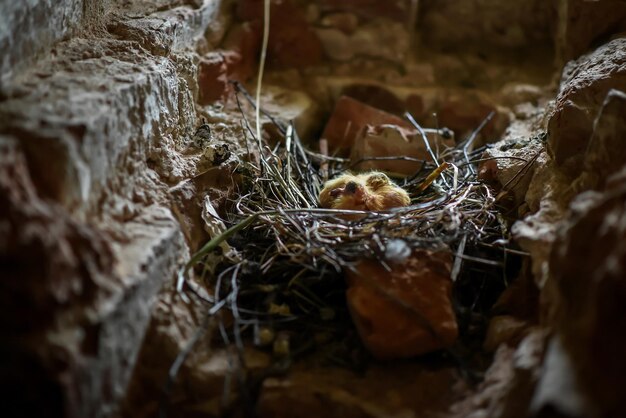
[319,172,411,218]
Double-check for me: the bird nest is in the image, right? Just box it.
[167,86,524,410]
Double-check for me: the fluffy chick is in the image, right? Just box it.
[319,172,411,218]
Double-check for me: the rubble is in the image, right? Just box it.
[3,0,626,417]
[346,250,457,359]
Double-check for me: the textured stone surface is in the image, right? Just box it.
[345,250,457,359]
[4,1,626,417]
[0,1,227,416]
[450,330,547,418]
[547,37,626,175]
[529,336,593,417]
[580,89,626,189]
[556,0,626,63]
[0,135,186,417]
[549,171,626,417]
[0,0,105,90]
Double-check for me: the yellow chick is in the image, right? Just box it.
[319,172,411,218]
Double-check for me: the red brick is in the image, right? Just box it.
[318,0,410,21]
[236,0,322,69]
[346,250,458,359]
[321,96,413,155]
[197,51,246,105]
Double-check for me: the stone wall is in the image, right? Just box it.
[2,1,626,417]
[1,1,225,416]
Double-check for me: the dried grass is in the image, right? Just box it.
[161,84,530,415]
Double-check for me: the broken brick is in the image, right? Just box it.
[197,51,243,105]
[345,250,458,359]
[235,0,322,69]
[321,96,413,155]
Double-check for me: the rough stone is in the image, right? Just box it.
[478,134,545,205]
[547,37,626,176]
[580,89,626,189]
[450,330,547,418]
[0,35,196,213]
[0,1,231,416]
[483,315,531,352]
[0,135,186,418]
[530,336,593,417]
[549,171,626,417]
[556,0,626,63]
[108,0,226,54]
[345,250,457,359]
[0,0,105,90]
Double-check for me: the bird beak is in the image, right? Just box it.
[345,181,358,194]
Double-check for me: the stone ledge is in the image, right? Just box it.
[0,1,228,416]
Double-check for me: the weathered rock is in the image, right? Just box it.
[555,0,626,63]
[0,0,107,90]
[547,38,626,176]
[478,134,545,205]
[109,0,227,53]
[580,89,626,189]
[530,336,593,418]
[345,250,457,359]
[483,315,531,352]
[0,2,232,416]
[0,135,186,418]
[549,170,626,417]
[450,330,547,418]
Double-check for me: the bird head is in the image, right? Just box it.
[319,172,411,219]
